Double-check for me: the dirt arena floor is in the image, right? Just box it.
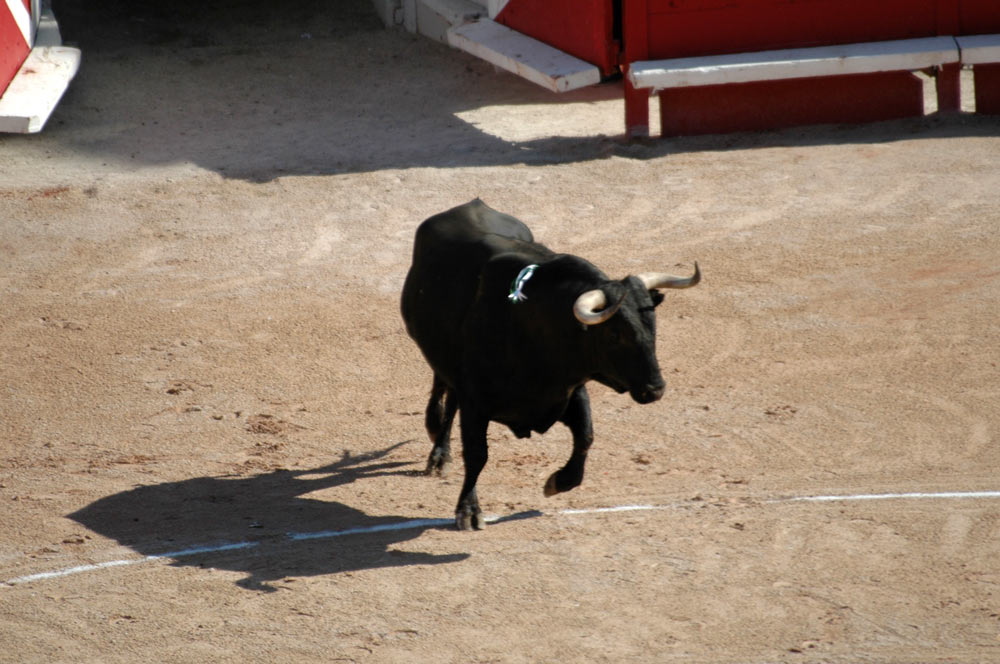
[2,2,1000,662]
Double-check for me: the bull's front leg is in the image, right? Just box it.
[545,385,594,496]
[455,405,489,530]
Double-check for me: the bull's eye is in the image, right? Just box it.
[606,324,625,343]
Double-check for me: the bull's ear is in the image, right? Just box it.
[604,281,627,307]
[649,290,665,307]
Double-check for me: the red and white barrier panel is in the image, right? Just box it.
[0,0,80,133]
[1,0,33,92]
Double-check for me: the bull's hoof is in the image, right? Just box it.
[544,469,583,497]
[425,448,452,477]
[455,508,484,531]
[543,472,559,497]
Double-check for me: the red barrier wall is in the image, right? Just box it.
[1,0,32,96]
[495,0,619,76]
[624,0,1000,135]
[640,0,939,58]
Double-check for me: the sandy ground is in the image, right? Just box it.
[2,1,1000,662]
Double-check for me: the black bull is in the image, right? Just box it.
[401,199,700,530]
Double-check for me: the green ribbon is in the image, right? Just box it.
[508,264,538,303]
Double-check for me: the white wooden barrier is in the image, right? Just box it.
[627,37,961,93]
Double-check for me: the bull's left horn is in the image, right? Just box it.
[637,262,701,290]
[573,289,622,326]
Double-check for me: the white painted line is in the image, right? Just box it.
[5,491,1000,587]
[154,541,259,558]
[778,490,1000,503]
[288,518,452,541]
[559,504,662,515]
[10,558,141,584]
[4,541,258,586]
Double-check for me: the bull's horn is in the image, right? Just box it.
[637,262,701,290]
[573,289,622,326]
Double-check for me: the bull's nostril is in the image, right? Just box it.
[632,383,665,404]
[648,382,666,401]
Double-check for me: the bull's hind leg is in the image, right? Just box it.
[425,374,458,476]
[544,385,594,496]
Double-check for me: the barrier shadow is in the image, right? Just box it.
[28,0,997,183]
[29,0,625,182]
[69,442,472,591]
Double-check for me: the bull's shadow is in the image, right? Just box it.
[69,442,469,591]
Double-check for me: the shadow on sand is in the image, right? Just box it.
[69,442,487,591]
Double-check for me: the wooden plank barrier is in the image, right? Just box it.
[627,37,961,136]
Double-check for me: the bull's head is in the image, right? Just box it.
[574,264,700,404]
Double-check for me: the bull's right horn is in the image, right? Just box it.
[573,289,622,326]
[637,262,701,290]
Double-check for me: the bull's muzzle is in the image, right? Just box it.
[631,380,666,404]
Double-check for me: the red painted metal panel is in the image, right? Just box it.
[615,0,1000,134]
[957,2,1000,114]
[936,0,961,34]
[658,71,924,135]
[1,3,31,97]
[937,62,962,112]
[974,64,1000,114]
[623,0,651,135]
[959,0,1000,34]
[495,0,618,75]
[642,0,939,58]
[623,0,649,62]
